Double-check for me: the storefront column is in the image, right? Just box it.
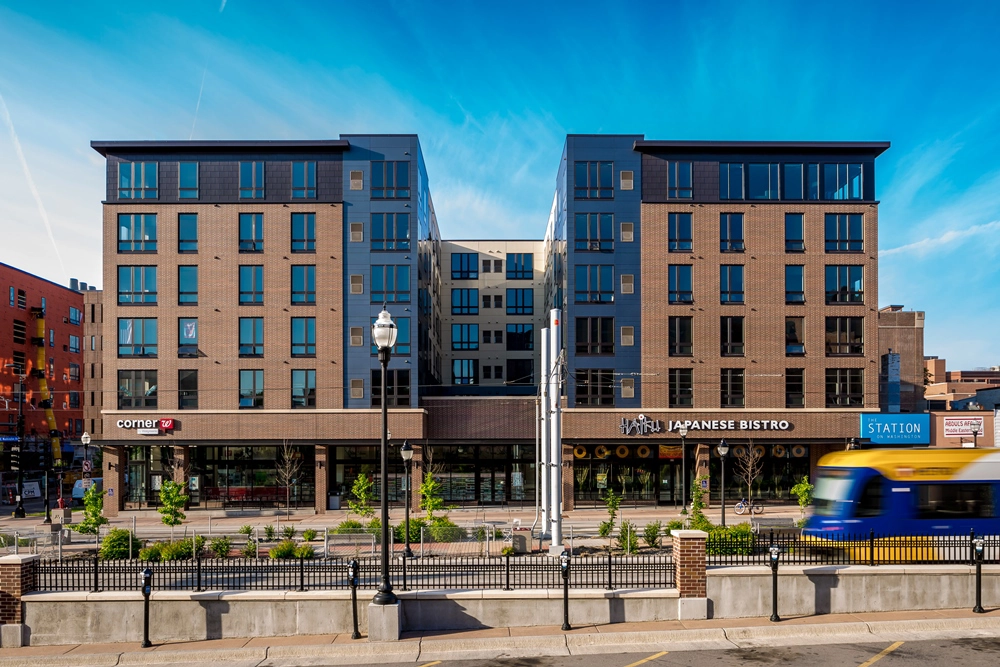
[410,442,424,511]
[695,443,711,508]
[314,445,329,514]
[561,442,574,512]
[102,445,126,517]
[172,445,189,485]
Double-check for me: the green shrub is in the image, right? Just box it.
[263,524,277,541]
[294,544,315,559]
[74,485,109,535]
[705,523,756,556]
[666,519,684,533]
[238,525,254,536]
[302,529,318,542]
[366,518,382,544]
[598,520,614,538]
[209,536,232,559]
[240,539,258,559]
[617,520,638,554]
[99,528,140,560]
[392,517,427,543]
[268,539,297,559]
[281,525,296,540]
[473,525,488,542]
[139,543,163,562]
[427,516,466,542]
[500,546,515,557]
[642,521,662,549]
[149,536,206,561]
[334,519,365,534]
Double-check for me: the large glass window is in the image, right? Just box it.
[117,318,157,357]
[370,265,410,303]
[574,161,614,199]
[291,161,316,198]
[506,288,533,315]
[786,265,805,303]
[720,213,744,252]
[786,369,804,408]
[452,359,479,385]
[178,266,197,305]
[292,369,316,408]
[825,316,864,355]
[783,163,803,200]
[506,253,533,279]
[668,213,692,251]
[719,163,744,200]
[118,161,157,199]
[118,266,157,304]
[826,368,863,407]
[823,163,863,200]
[291,213,316,252]
[748,163,779,199]
[371,213,410,250]
[118,369,157,409]
[118,214,157,252]
[786,317,805,355]
[451,253,479,279]
[451,288,479,314]
[807,163,820,199]
[452,323,479,350]
[506,323,534,351]
[668,265,692,303]
[239,317,264,357]
[371,369,410,407]
[291,317,316,357]
[721,316,744,356]
[721,369,745,407]
[825,214,864,252]
[179,318,199,358]
[291,265,316,304]
[371,161,410,198]
[239,161,265,199]
[575,213,614,251]
[239,370,264,408]
[720,265,744,303]
[669,316,692,356]
[178,213,198,253]
[669,368,693,407]
[506,359,533,385]
[179,369,198,409]
[239,213,264,252]
[575,265,614,303]
[179,162,198,199]
[825,265,864,303]
[239,266,264,304]
[69,307,82,325]
[668,161,693,199]
[785,213,804,252]
[575,369,614,406]
[69,335,81,353]
[576,317,613,355]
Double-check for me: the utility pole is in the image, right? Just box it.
[4,366,26,519]
[548,309,563,554]
[539,327,550,540]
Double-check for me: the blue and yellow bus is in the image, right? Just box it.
[803,448,1000,537]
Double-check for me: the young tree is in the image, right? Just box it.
[158,480,188,539]
[74,484,109,535]
[347,469,375,520]
[791,476,815,518]
[733,443,765,501]
[419,471,446,519]
[275,440,303,522]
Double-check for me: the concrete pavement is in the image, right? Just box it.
[0,607,997,666]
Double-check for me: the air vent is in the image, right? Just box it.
[621,274,634,295]
[621,326,634,346]
[350,378,364,399]
[620,170,634,191]
[350,327,364,346]
[350,171,364,190]
[350,223,363,243]
[350,275,363,295]
[620,222,634,242]
[622,378,635,398]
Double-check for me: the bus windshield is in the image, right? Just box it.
[813,469,855,516]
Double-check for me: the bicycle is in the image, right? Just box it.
[733,497,764,515]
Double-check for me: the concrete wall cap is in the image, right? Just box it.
[612,588,680,599]
[0,554,40,564]
[670,529,708,538]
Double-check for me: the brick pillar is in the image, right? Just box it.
[671,529,707,598]
[0,555,38,625]
[172,445,189,485]
[314,445,329,514]
[410,443,424,512]
[102,446,126,517]
[561,442,574,511]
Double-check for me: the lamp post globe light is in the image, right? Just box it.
[717,439,730,527]
[371,308,398,606]
[678,424,688,512]
[400,440,414,559]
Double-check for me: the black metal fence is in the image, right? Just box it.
[35,553,674,593]
[708,529,1000,566]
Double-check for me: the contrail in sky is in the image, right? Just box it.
[190,67,208,140]
[0,92,68,281]
[219,0,227,12]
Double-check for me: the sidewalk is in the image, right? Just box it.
[1,607,997,666]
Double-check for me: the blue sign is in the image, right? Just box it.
[860,413,931,445]
[0,436,18,442]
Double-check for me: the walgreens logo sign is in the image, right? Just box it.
[116,418,175,434]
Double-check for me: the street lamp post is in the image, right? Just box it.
[371,308,398,606]
[717,440,730,527]
[678,425,688,512]
[970,420,981,448]
[5,365,26,519]
[400,440,414,559]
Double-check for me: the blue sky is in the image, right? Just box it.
[1,1,998,369]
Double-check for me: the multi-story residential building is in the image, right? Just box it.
[82,288,104,440]
[877,305,925,413]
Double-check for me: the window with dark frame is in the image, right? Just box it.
[575,369,614,406]
[179,318,199,358]
[451,288,478,314]
[506,288,533,314]
[370,316,410,355]
[826,368,863,407]
[117,318,157,357]
[179,162,198,199]
[239,213,264,252]
[452,359,479,385]
[118,266,157,304]
[12,320,25,345]
[720,213,744,252]
[786,265,805,303]
[786,317,805,355]
[118,214,157,252]
[451,253,479,279]
[825,265,864,303]
[371,369,410,407]
[372,265,410,303]
[785,213,804,252]
[291,213,316,252]
[825,316,864,355]
[574,161,614,199]
[720,265,744,303]
[178,213,198,253]
[118,369,157,409]
[482,294,491,309]
[668,316,692,356]
[721,368,745,407]
[239,161,265,199]
[786,369,804,408]
[371,213,410,250]
[178,266,198,305]
[291,161,317,198]
[748,163,779,199]
[721,316,744,356]
[669,368,693,408]
[239,369,264,408]
[291,317,316,357]
[667,161,693,199]
[238,265,264,304]
[574,265,614,303]
[506,323,534,351]
[825,213,864,252]
[719,163,744,200]
[823,163,863,200]
[291,369,316,408]
[291,265,316,304]
[118,161,157,199]
[493,294,502,309]
[371,161,410,199]
[576,317,614,355]
[669,213,692,251]
[668,265,692,303]
[239,317,264,357]
[506,358,532,385]
[452,323,479,350]
[506,253,533,279]
[69,335,81,354]
[783,164,803,200]
[179,369,198,409]
[575,213,614,251]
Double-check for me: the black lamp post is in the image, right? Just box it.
[400,440,414,559]
[970,420,981,448]
[5,365,26,519]
[717,439,729,527]
[678,424,688,511]
[371,307,398,606]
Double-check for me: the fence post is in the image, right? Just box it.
[92,552,99,593]
[298,556,305,592]
[671,529,708,620]
[420,526,424,560]
[13,531,18,556]
[505,553,511,591]
[196,553,202,592]
[606,550,613,590]
[869,529,875,567]
[324,528,329,560]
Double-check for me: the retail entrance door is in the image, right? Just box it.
[478,463,506,505]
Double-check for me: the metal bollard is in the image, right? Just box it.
[140,567,153,648]
[973,538,985,614]
[768,545,781,622]
[560,550,571,631]
[348,559,361,639]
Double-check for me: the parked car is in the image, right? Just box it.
[71,478,102,505]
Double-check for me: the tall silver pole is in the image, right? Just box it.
[549,310,563,551]
[540,328,550,538]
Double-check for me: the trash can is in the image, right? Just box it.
[512,532,529,554]
[327,494,340,511]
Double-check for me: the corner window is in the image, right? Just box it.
[823,163,863,200]
[371,161,410,199]
[292,161,317,198]
[574,161,614,199]
[239,161,265,199]
[179,162,198,199]
[118,214,157,252]
[118,161,157,199]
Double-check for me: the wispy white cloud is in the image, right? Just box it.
[881,137,963,212]
[219,0,227,13]
[880,220,1000,257]
[189,67,207,140]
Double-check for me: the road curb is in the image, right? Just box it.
[260,641,421,666]
[416,634,570,662]
[117,647,268,664]
[724,621,873,647]
[565,628,733,654]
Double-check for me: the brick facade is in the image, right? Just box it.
[671,530,707,598]
[0,555,37,624]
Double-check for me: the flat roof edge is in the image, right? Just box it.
[633,140,890,156]
[90,140,351,156]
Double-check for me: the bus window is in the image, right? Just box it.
[917,484,994,520]
[813,470,853,516]
[855,476,883,517]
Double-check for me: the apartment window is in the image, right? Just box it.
[721,316,745,356]
[494,330,503,344]
[239,161,265,199]
[719,163,744,200]
[807,164,820,199]
[620,170,634,190]
[118,161,157,199]
[239,370,264,408]
[575,369,614,406]
[721,369,745,407]
[371,213,410,250]
[786,317,805,355]
[8,287,13,307]
[506,253,533,279]
[482,294,491,309]
[370,317,410,355]
[178,266,198,305]
[451,288,479,315]
[118,266,157,304]
[292,161,317,198]
[571,268,610,306]
[668,265,692,303]
[574,161,613,199]
[786,369,805,408]
[16,289,24,309]
[371,265,410,303]
[748,163,779,200]
[69,307,82,325]
[621,325,635,347]
[452,323,479,351]
[371,161,410,199]
[179,162,198,199]
[666,316,691,356]
[506,324,534,352]
[826,316,864,355]
[506,359,532,385]
[507,288,533,315]
[117,318,156,357]
[720,213,744,252]
[667,161,693,199]
[118,214,157,252]
[12,320,25,345]
[576,317,614,355]
[179,370,198,409]
[824,163,863,200]
[371,369,410,407]
[239,317,264,357]
[493,294,502,309]
[178,213,198,253]
[493,259,502,272]
[349,222,363,243]
[118,369,157,409]
[482,365,492,380]
[239,266,264,304]
[68,391,81,409]
[453,359,479,385]
[825,214,863,252]
[668,213,692,251]
[349,327,364,347]
[178,318,199,358]
[826,368,864,407]
[69,363,80,382]
[9,351,24,376]
[451,253,479,279]
[786,265,805,303]
[482,259,491,273]
[291,213,316,252]
[350,170,363,190]
[239,213,264,252]
[291,317,316,357]
[669,368,693,407]
[350,275,364,295]
[825,265,864,303]
[291,265,316,304]
[482,330,491,344]
[69,334,81,353]
[785,214,804,252]
[50,329,54,347]
[575,213,614,251]
[720,265,744,303]
[291,369,316,408]
[783,164,803,200]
